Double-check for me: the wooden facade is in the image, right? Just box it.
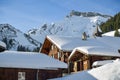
[69,50,120,72]
[40,37,71,63]
[0,68,62,80]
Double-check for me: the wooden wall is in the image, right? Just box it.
[71,55,120,72]
[0,68,62,80]
[48,43,71,63]
[40,38,52,54]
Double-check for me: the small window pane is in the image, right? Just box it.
[18,72,25,80]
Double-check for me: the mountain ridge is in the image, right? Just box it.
[28,11,111,43]
[0,24,41,51]
[0,11,111,51]
[69,10,111,18]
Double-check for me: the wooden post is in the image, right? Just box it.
[68,61,71,74]
[36,69,39,80]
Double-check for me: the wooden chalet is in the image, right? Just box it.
[40,35,84,63]
[40,35,120,73]
[0,51,67,80]
[40,35,116,63]
[68,46,120,72]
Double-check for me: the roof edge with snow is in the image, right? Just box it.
[0,51,67,69]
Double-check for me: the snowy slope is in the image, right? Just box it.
[28,11,111,43]
[0,41,6,48]
[50,59,120,80]
[0,24,41,51]
[102,29,120,37]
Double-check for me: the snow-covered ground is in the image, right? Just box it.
[50,59,120,80]
[102,29,120,37]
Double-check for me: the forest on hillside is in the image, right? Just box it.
[100,12,120,37]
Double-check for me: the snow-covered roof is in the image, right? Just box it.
[97,36,120,49]
[47,35,120,59]
[69,46,120,60]
[0,41,6,48]
[92,60,114,67]
[50,60,120,80]
[0,51,67,69]
[47,35,81,51]
[47,35,109,51]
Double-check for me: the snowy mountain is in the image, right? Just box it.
[28,11,111,43]
[0,24,41,51]
[0,11,111,51]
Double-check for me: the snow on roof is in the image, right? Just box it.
[50,60,120,80]
[47,35,81,51]
[92,60,114,67]
[47,35,109,51]
[0,41,6,48]
[0,51,67,69]
[47,35,120,58]
[69,46,120,59]
[97,36,120,49]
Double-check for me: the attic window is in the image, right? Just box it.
[51,54,54,58]
[118,49,120,53]
[102,57,112,60]
[58,52,61,58]
[51,45,54,50]
[18,72,25,80]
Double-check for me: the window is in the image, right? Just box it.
[51,54,54,58]
[102,57,112,60]
[51,45,54,50]
[58,52,61,58]
[18,72,25,80]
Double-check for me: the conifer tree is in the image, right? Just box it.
[100,12,120,33]
[114,28,120,37]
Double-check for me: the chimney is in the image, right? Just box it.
[118,49,120,53]
[82,32,87,40]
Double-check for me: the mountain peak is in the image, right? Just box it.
[68,10,111,18]
[28,11,110,44]
[0,24,41,51]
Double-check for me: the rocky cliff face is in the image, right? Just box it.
[69,10,111,18]
[0,24,41,51]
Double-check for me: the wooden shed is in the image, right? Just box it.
[0,51,67,80]
[69,46,120,72]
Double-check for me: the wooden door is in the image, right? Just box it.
[83,60,90,70]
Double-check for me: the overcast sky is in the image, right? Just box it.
[0,0,120,32]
